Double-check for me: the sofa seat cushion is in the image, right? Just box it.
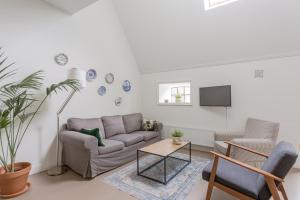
[133,131,159,141]
[109,133,144,147]
[202,159,258,199]
[214,141,228,155]
[102,115,126,138]
[98,139,124,155]
[123,113,143,133]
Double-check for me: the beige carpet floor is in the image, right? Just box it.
[13,150,300,200]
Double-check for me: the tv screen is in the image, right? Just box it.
[200,85,231,107]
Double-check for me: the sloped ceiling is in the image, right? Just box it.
[113,0,300,73]
[43,0,99,14]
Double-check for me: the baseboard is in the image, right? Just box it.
[30,163,47,175]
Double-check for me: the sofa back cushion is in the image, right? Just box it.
[102,115,126,138]
[244,118,279,141]
[67,118,106,138]
[122,113,143,133]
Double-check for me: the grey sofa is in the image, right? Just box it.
[60,113,162,178]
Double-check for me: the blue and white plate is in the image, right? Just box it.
[86,69,97,82]
[122,80,131,92]
[98,86,106,96]
[105,73,114,84]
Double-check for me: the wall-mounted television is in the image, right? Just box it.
[200,85,231,107]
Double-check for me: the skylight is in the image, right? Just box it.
[204,0,238,10]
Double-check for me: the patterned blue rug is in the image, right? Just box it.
[103,153,210,200]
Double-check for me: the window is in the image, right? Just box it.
[158,82,191,105]
[204,0,238,10]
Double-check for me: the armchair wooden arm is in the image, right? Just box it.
[224,141,269,158]
[210,151,284,182]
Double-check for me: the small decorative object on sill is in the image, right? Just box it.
[171,130,184,145]
[86,69,97,82]
[98,86,106,96]
[175,94,182,103]
[122,80,131,92]
[54,53,68,66]
[105,73,114,84]
[115,97,122,106]
[164,99,169,103]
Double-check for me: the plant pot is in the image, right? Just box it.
[175,98,182,103]
[172,136,183,145]
[0,162,31,198]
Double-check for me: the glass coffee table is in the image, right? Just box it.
[137,139,191,185]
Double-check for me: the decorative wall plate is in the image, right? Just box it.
[86,69,97,82]
[54,53,68,66]
[122,80,131,92]
[105,73,114,84]
[97,86,106,96]
[115,97,122,106]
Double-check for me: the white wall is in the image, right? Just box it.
[0,0,141,174]
[142,56,300,167]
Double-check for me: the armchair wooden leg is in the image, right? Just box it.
[206,156,219,200]
[226,143,232,157]
[278,183,288,200]
[265,177,281,200]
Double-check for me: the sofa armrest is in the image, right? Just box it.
[230,138,275,162]
[60,130,98,152]
[154,122,163,134]
[215,131,244,141]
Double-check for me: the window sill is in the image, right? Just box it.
[158,103,192,106]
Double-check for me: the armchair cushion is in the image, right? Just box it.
[257,141,298,199]
[244,118,279,140]
[102,115,126,138]
[202,159,259,199]
[122,113,143,133]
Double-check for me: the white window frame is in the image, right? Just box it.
[157,81,192,106]
[204,0,239,10]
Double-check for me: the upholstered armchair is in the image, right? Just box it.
[203,141,298,200]
[214,118,280,167]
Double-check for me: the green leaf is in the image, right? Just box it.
[18,112,36,123]
[46,79,80,96]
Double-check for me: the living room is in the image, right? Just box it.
[0,0,299,200]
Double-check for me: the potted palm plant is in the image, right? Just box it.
[171,130,184,145]
[0,49,80,198]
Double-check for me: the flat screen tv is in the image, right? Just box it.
[200,85,231,107]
